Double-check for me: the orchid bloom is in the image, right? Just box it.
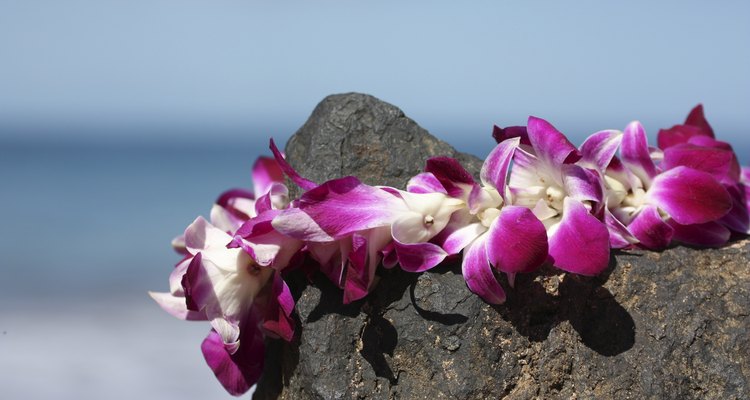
[269,139,464,303]
[150,155,298,396]
[580,120,733,249]
[150,216,296,396]
[503,117,611,276]
[413,140,548,304]
[272,176,464,303]
[657,105,749,235]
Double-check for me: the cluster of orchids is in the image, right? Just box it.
[151,105,749,396]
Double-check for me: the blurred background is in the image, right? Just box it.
[0,1,748,399]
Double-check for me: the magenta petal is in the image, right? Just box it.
[272,208,335,242]
[662,144,735,183]
[261,273,295,342]
[425,157,475,198]
[579,129,623,171]
[432,210,485,255]
[480,137,520,192]
[562,164,603,205]
[621,121,657,185]
[461,238,506,305]
[684,104,715,137]
[216,189,255,211]
[604,208,638,249]
[548,198,610,276]
[628,205,674,250]
[657,124,704,150]
[269,138,317,190]
[492,125,530,145]
[232,210,303,268]
[253,183,289,215]
[526,116,580,166]
[343,233,372,304]
[486,206,548,274]
[381,242,398,269]
[719,183,750,234]
[181,253,212,312]
[393,240,447,273]
[296,177,405,239]
[407,172,447,194]
[201,323,265,397]
[251,156,284,197]
[647,166,732,225]
[668,220,730,248]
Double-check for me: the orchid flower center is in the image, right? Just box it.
[478,207,501,228]
[424,215,435,226]
[545,185,565,211]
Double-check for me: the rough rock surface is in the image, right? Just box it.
[255,93,750,399]
[282,93,482,199]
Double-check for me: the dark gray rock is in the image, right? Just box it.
[255,94,750,400]
[282,92,483,199]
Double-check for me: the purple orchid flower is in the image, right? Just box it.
[419,139,549,304]
[268,138,464,303]
[150,215,297,396]
[580,120,733,249]
[656,105,748,235]
[151,154,298,396]
[272,176,464,303]
[504,117,611,276]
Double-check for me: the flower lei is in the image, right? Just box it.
[150,105,749,396]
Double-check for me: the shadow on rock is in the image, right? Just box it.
[497,253,635,356]
[359,314,399,384]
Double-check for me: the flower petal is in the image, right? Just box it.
[684,104,715,137]
[579,129,623,172]
[432,209,486,255]
[481,137,520,192]
[628,205,674,250]
[148,291,206,321]
[424,157,476,198]
[393,240,447,273]
[271,208,335,242]
[562,164,603,205]
[621,121,657,186]
[232,210,303,269]
[407,172,447,194]
[201,321,265,397]
[547,197,610,276]
[668,220,730,247]
[269,138,317,190]
[251,156,284,197]
[461,237,506,305]
[603,208,638,249]
[343,227,391,304]
[719,183,750,234]
[493,124,530,145]
[661,143,735,183]
[295,177,407,239]
[486,206,548,275]
[526,116,580,166]
[261,273,295,342]
[253,183,290,215]
[646,166,732,225]
[657,124,705,150]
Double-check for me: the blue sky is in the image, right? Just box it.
[1,1,749,152]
